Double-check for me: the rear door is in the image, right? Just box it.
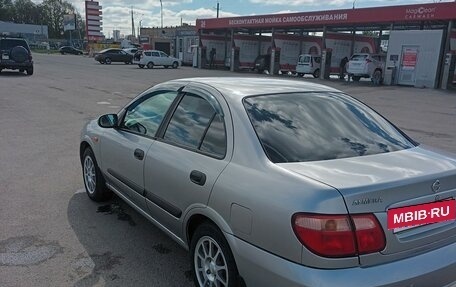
[143,84,232,237]
[151,51,162,65]
[348,54,368,74]
[296,55,310,73]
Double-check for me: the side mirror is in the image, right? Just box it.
[98,114,118,128]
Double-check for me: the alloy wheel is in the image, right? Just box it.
[194,236,229,287]
[83,156,96,194]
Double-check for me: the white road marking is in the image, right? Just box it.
[75,189,85,194]
[96,101,111,105]
[108,105,120,109]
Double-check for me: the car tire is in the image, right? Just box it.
[82,148,112,202]
[297,73,304,77]
[172,61,178,69]
[26,67,33,75]
[105,58,112,64]
[190,223,240,287]
[147,62,154,69]
[164,65,169,69]
[352,76,361,82]
[372,70,383,85]
[313,69,320,78]
[19,69,24,73]
[138,64,144,68]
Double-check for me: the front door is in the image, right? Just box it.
[100,90,179,209]
[143,86,232,237]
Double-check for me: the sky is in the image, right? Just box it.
[32,0,454,37]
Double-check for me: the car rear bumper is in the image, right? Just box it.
[226,233,456,287]
[0,60,33,69]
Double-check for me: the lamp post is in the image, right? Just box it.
[160,0,163,28]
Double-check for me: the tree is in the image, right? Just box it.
[11,0,41,24]
[40,0,76,38]
[0,0,14,21]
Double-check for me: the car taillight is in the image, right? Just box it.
[28,54,32,61]
[351,214,385,254]
[292,213,385,258]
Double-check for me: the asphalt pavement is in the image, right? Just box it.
[0,53,455,287]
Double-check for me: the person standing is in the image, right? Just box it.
[339,56,349,80]
[209,47,216,69]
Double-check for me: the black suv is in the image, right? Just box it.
[0,37,34,75]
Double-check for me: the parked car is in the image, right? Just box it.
[137,50,180,69]
[296,54,321,78]
[59,46,83,55]
[80,77,456,287]
[94,48,133,64]
[0,37,33,75]
[253,54,271,73]
[347,53,385,85]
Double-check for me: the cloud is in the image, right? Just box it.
[176,8,240,20]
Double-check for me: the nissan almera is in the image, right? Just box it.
[80,77,456,287]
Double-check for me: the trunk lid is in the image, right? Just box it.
[278,146,456,265]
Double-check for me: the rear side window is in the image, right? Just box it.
[144,52,151,56]
[0,39,29,51]
[152,51,160,57]
[243,93,414,163]
[164,94,226,157]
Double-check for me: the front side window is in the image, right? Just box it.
[152,51,160,57]
[160,52,168,57]
[164,94,226,157]
[121,91,177,137]
[243,92,414,163]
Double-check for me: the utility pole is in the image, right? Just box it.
[216,1,220,18]
[131,7,136,37]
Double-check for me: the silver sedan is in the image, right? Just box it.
[80,77,456,287]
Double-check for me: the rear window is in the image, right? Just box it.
[350,54,368,61]
[0,39,30,51]
[243,93,415,163]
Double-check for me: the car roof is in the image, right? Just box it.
[166,77,340,99]
[0,37,27,41]
[100,48,120,52]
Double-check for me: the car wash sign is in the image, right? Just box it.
[197,2,456,30]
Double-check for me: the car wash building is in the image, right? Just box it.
[195,2,456,89]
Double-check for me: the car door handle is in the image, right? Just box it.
[190,170,206,186]
[134,149,144,160]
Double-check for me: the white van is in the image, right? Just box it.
[296,54,321,78]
